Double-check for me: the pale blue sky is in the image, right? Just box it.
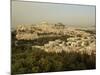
[11,1,96,28]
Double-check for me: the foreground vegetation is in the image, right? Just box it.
[12,46,95,74]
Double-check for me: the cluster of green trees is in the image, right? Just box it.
[12,46,96,74]
[16,35,69,46]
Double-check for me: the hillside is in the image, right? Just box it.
[15,22,96,55]
[11,22,96,74]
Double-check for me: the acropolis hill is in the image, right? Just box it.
[15,22,96,55]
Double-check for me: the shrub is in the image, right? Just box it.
[11,41,96,74]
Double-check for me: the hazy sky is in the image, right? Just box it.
[11,1,96,28]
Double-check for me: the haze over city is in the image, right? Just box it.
[11,1,95,29]
[11,1,96,74]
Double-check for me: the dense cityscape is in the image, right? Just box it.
[11,22,96,74]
